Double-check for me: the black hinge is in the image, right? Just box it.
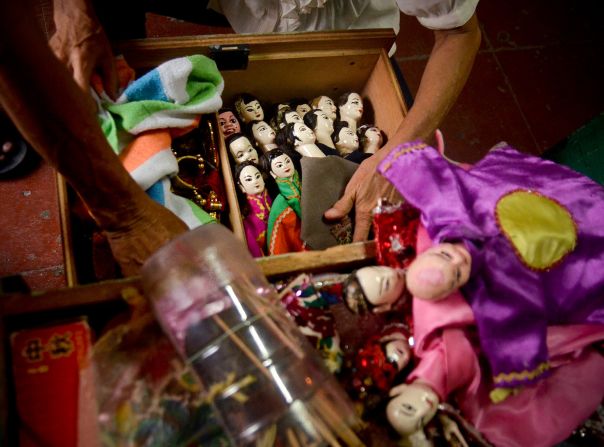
[209,44,250,71]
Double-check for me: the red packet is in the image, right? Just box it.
[10,319,98,447]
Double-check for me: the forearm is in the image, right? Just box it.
[0,3,145,230]
[383,14,481,154]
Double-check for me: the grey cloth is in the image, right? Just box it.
[301,156,358,250]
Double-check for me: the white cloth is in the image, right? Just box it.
[396,0,478,29]
[208,0,478,36]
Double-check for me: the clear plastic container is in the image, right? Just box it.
[141,224,364,446]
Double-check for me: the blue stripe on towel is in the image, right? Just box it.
[146,180,166,205]
[123,69,169,102]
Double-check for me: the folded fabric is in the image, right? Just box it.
[94,55,225,228]
[301,156,357,249]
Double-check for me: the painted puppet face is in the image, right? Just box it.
[335,126,359,154]
[218,111,241,137]
[406,242,471,300]
[315,96,337,120]
[387,384,439,436]
[364,126,383,146]
[356,266,405,309]
[313,110,334,134]
[229,136,259,164]
[295,103,312,117]
[293,122,316,145]
[270,153,294,179]
[238,164,265,195]
[339,93,363,121]
[284,110,303,126]
[237,99,264,123]
[384,336,411,371]
[251,120,276,146]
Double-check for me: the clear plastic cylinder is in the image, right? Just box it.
[141,224,364,446]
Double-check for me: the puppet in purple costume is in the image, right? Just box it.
[378,141,604,390]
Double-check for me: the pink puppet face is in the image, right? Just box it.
[406,242,471,300]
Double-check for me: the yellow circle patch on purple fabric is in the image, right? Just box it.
[495,190,577,270]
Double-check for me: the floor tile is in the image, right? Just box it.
[395,51,537,163]
[395,12,434,58]
[479,0,604,50]
[19,266,67,291]
[495,43,604,152]
[0,162,65,281]
[145,12,234,38]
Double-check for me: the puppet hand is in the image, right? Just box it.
[103,198,188,277]
[324,150,401,241]
[49,8,118,99]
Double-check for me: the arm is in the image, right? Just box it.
[49,0,118,98]
[0,2,186,275]
[324,14,481,241]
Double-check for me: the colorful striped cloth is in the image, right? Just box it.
[93,55,224,228]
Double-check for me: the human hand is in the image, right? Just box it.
[103,198,188,277]
[323,149,401,241]
[49,6,118,98]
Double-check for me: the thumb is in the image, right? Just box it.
[324,192,354,221]
[100,55,118,100]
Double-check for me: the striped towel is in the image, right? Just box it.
[93,55,224,228]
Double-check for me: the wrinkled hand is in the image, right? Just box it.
[103,198,188,277]
[324,150,401,241]
[49,10,117,98]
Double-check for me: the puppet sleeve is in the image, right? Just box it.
[378,141,482,243]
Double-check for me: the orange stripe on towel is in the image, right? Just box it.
[119,129,172,173]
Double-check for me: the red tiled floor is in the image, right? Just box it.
[394,4,603,160]
[145,12,234,38]
[0,161,67,290]
[478,0,604,49]
[495,43,604,152]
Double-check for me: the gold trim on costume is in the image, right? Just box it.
[493,361,550,385]
[380,142,428,172]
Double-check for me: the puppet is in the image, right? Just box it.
[379,141,604,447]
[310,95,337,121]
[281,122,326,158]
[303,109,339,155]
[233,93,264,123]
[358,124,385,154]
[263,149,305,255]
[247,120,277,153]
[235,161,272,257]
[337,92,363,132]
[217,108,241,137]
[225,133,259,165]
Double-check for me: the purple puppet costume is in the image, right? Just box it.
[243,189,272,258]
[378,141,604,391]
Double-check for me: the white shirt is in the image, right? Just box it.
[209,0,478,35]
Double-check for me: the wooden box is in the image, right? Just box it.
[59,29,407,284]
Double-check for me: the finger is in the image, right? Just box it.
[323,190,355,221]
[71,55,91,93]
[352,208,372,242]
[100,55,118,100]
[435,128,445,155]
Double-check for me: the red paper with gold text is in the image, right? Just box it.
[11,319,93,447]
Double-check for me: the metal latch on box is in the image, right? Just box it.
[209,44,250,71]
